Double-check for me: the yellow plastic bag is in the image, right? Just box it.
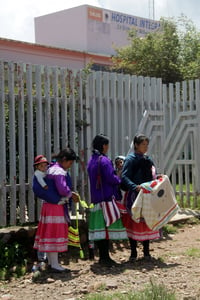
[68,202,84,259]
[68,226,80,248]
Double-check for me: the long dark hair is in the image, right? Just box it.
[52,147,77,162]
[134,134,153,181]
[134,134,149,150]
[92,134,109,153]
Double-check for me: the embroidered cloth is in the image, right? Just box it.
[131,175,179,230]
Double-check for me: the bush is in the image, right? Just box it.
[0,240,27,280]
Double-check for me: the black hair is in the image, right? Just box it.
[53,147,77,162]
[134,134,149,150]
[92,134,109,153]
[115,156,125,163]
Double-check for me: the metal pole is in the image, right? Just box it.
[153,0,155,20]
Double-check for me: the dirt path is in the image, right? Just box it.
[0,220,200,300]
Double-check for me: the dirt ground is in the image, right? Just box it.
[0,218,200,300]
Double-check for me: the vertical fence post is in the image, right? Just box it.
[195,79,200,194]
[0,62,7,226]
[8,62,17,225]
[17,63,26,223]
[26,64,35,222]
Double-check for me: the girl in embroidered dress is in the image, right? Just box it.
[121,134,160,262]
[33,148,79,273]
[87,134,127,267]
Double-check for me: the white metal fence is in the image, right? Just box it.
[0,61,200,226]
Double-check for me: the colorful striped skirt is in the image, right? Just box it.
[33,202,68,252]
[89,203,128,241]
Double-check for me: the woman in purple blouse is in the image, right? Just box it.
[87,134,127,267]
[33,148,79,273]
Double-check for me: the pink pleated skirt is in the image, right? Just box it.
[33,202,68,252]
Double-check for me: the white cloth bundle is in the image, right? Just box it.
[131,175,179,230]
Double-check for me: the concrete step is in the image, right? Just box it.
[169,208,200,223]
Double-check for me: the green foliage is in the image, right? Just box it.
[111,15,200,84]
[177,15,200,80]
[0,241,27,280]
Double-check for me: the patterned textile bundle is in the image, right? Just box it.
[131,175,179,231]
[100,197,121,227]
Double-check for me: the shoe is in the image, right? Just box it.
[99,258,118,267]
[47,264,52,271]
[107,258,119,266]
[143,255,152,261]
[49,267,71,273]
[128,256,137,263]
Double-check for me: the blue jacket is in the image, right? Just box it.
[121,152,154,192]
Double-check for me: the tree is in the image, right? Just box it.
[178,16,200,80]
[111,16,200,84]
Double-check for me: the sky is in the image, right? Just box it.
[0,0,199,43]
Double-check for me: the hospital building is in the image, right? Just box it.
[0,5,160,69]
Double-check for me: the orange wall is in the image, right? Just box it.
[0,38,112,69]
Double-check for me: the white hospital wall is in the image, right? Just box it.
[34,5,160,56]
[35,5,88,52]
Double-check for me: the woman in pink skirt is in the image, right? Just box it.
[33,148,79,273]
[121,134,160,262]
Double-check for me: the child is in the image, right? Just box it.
[34,155,49,189]
[114,155,125,177]
[114,155,125,201]
[33,155,68,205]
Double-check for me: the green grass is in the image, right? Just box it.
[162,217,200,237]
[82,280,177,300]
[185,217,200,225]
[162,224,178,235]
[185,248,200,258]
